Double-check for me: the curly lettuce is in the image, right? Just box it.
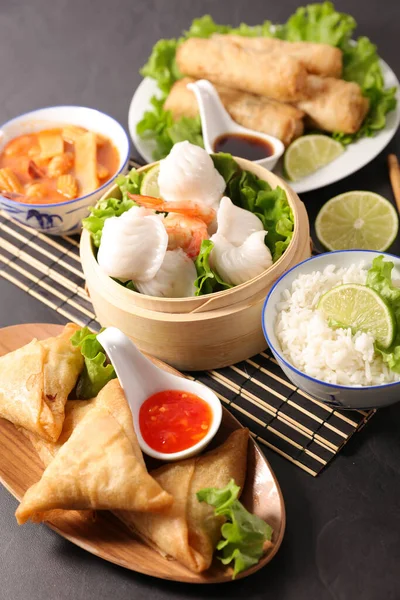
[194,239,232,295]
[366,256,400,373]
[137,2,397,157]
[197,479,273,579]
[212,154,294,261]
[70,328,116,399]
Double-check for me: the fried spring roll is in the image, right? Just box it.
[296,75,370,134]
[164,78,304,146]
[176,38,309,102]
[214,34,343,78]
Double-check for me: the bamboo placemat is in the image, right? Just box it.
[0,163,375,476]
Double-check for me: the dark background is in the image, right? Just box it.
[1,1,400,599]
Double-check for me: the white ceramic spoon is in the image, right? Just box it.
[97,327,222,461]
[187,79,285,171]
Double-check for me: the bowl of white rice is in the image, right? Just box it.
[262,250,400,409]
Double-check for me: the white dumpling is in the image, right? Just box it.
[216,196,264,246]
[210,231,272,286]
[135,249,197,298]
[97,206,168,282]
[158,141,226,209]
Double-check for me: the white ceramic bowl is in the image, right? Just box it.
[262,250,400,410]
[0,106,130,235]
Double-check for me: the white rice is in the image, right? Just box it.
[275,262,400,387]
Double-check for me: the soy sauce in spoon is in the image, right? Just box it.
[213,132,274,161]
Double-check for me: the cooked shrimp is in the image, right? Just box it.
[127,194,216,226]
[163,213,208,259]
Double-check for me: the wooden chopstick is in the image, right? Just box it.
[388,154,400,213]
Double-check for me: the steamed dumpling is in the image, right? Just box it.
[216,196,264,246]
[135,249,197,298]
[98,206,168,282]
[210,231,273,285]
[158,141,226,209]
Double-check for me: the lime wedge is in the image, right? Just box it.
[315,191,398,252]
[318,283,395,348]
[140,164,160,197]
[284,135,344,181]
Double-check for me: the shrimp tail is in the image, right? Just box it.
[127,193,164,209]
[185,228,206,259]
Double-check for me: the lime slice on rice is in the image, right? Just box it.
[315,191,398,252]
[284,135,344,181]
[318,283,395,348]
[140,164,160,197]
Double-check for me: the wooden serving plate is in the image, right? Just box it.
[0,323,285,583]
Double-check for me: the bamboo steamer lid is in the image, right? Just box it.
[81,157,311,370]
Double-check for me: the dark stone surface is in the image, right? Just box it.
[0,1,400,598]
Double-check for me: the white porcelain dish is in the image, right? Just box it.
[97,327,222,461]
[187,79,284,171]
[0,106,130,235]
[129,58,400,194]
[262,250,400,410]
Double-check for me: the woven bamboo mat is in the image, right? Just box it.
[0,163,376,476]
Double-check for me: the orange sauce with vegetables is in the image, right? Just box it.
[139,390,213,454]
[0,126,119,204]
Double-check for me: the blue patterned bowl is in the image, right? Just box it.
[262,250,400,410]
[0,106,129,235]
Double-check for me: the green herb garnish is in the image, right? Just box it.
[197,479,273,579]
[367,256,400,372]
[70,328,116,399]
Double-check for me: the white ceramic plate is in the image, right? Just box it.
[129,59,400,194]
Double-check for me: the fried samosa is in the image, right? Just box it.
[297,75,370,134]
[15,379,173,524]
[116,428,249,573]
[0,323,83,442]
[213,35,343,78]
[176,38,309,102]
[164,78,304,146]
[20,398,96,467]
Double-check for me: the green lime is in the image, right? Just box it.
[140,164,160,197]
[318,283,395,348]
[315,191,398,252]
[284,135,344,181]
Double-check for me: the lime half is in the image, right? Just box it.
[318,283,395,348]
[315,191,398,252]
[284,135,344,181]
[140,164,160,197]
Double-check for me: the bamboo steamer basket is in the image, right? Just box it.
[81,157,310,370]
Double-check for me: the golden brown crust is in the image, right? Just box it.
[164,77,304,146]
[215,35,343,78]
[297,75,370,133]
[176,38,308,102]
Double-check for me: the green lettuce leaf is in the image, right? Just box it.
[366,256,400,372]
[137,96,203,161]
[185,14,276,38]
[197,479,273,579]
[212,154,294,261]
[136,96,175,160]
[70,328,116,399]
[194,239,232,296]
[282,2,355,44]
[211,152,241,186]
[334,37,397,144]
[140,38,182,95]
[137,2,396,157]
[82,169,142,247]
